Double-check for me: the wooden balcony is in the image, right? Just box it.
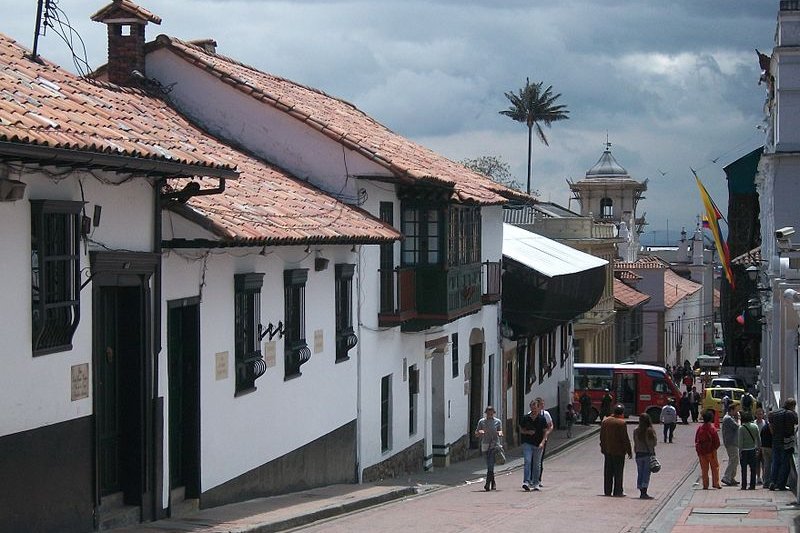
[378,263,485,330]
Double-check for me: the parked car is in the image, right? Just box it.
[702,387,745,417]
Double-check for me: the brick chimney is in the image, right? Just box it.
[91,0,161,86]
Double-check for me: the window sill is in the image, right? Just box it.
[284,372,302,382]
[335,355,351,364]
[234,385,257,397]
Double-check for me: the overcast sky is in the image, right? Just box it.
[3,1,778,244]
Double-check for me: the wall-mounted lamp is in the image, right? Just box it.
[0,178,26,201]
[745,265,771,292]
[314,256,329,271]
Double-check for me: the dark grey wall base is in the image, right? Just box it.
[362,439,425,482]
[201,420,357,509]
[0,417,94,533]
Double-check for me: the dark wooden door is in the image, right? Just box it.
[468,343,484,449]
[96,286,144,503]
[168,301,200,498]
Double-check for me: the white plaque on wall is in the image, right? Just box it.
[464,380,470,396]
[264,341,277,368]
[314,329,324,353]
[70,363,89,401]
[215,351,229,381]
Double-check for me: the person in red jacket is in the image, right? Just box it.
[695,409,722,489]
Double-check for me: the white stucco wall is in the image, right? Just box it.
[0,168,154,438]
[145,48,391,200]
[161,242,359,492]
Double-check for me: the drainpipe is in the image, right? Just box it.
[355,244,363,483]
[152,178,165,517]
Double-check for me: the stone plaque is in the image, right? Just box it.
[314,329,324,353]
[264,341,277,368]
[70,363,89,401]
[215,351,228,381]
[464,380,470,396]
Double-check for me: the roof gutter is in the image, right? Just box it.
[0,141,239,180]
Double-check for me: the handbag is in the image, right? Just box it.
[649,455,661,473]
[494,443,507,465]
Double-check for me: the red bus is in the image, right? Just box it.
[574,363,682,423]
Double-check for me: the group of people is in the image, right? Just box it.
[474,397,553,492]
[705,398,798,491]
[476,391,798,497]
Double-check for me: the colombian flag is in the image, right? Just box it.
[694,170,734,288]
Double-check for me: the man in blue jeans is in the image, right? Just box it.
[769,398,798,490]
[519,399,548,491]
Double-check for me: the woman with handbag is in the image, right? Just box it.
[475,405,503,491]
[633,413,657,499]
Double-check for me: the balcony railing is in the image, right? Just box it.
[482,261,501,303]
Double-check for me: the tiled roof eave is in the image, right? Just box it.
[157,36,518,207]
[0,139,238,179]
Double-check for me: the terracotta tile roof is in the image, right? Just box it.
[615,269,642,281]
[614,278,650,308]
[614,256,671,270]
[0,33,399,245]
[91,0,162,25]
[169,154,400,245]
[664,269,702,308]
[0,33,234,175]
[731,246,761,266]
[154,35,529,206]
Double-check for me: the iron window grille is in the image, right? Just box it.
[31,200,82,356]
[284,269,310,379]
[234,273,267,395]
[335,264,357,362]
[381,374,392,452]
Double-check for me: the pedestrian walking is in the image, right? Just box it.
[536,397,554,487]
[760,410,773,487]
[660,398,678,443]
[754,407,767,485]
[689,386,701,422]
[565,403,576,438]
[600,389,613,420]
[599,404,632,497]
[475,406,503,491]
[519,400,547,491]
[695,410,722,489]
[738,410,761,490]
[679,392,691,424]
[741,390,755,416]
[580,389,592,425]
[633,413,657,499]
[721,403,740,486]
[769,397,798,491]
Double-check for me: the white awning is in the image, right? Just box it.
[503,223,608,278]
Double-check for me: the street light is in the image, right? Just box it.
[745,265,772,292]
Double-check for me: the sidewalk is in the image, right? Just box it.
[114,423,599,532]
[645,461,800,533]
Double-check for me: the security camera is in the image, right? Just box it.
[776,226,795,239]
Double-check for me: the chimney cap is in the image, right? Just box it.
[91,0,162,25]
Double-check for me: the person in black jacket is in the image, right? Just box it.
[769,398,798,490]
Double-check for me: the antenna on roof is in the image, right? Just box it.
[30,0,50,62]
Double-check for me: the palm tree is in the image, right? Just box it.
[500,78,569,195]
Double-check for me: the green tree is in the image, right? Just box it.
[460,155,524,192]
[500,78,569,195]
